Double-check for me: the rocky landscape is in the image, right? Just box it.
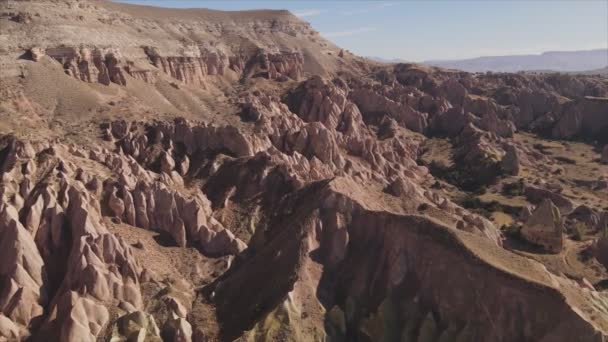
[1,1,608,341]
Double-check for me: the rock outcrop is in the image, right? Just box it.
[42,47,128,86]
[501,143,520,175]
[0,203,46,334]
[144,46,227,85]
[1,1,608,341]
[596,233,608,270]
[0,136,247,340]
[521,199,564,253]
[209,179,600,342]
[261,51,304,80]
[524,185,574,214]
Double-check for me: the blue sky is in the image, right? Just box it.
[115,1,608,62]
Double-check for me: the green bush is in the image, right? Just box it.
[571,221,586,241]
[502,179,525,197]
[502,223,522,239]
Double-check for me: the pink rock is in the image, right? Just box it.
[178,156,190,175]
[501,144,520,176]
[123,189,136,226]
[29,47,45,61]
[55,292,110,341]
[108,189,126,219]
[0,204,46,327]
[25,193,45,235]
[160,151,175,174]
[521,199,563,253]
[144,46,227,85]
[44,47,128,86]
[0,314,19,340]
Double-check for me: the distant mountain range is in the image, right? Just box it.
[367,56,411,64]
[368,49,608,73]
[427,49,608,73]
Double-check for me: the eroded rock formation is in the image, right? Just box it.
[521,199,564,253]
[144,46,228,86]
[41,47,128,86]
[1,1,608,341]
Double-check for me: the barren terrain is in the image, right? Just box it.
[1,1,608,341]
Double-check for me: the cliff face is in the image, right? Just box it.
[262,51,304,80]
[29,44,308,87]
[41,47,129,85]
[0,0,344,84]
[1,1,608,342]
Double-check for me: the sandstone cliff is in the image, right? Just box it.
[1,1,608,341]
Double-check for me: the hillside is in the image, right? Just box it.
[1,1,608,341]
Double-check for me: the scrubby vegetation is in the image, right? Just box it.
[570,221,586,241]
[502,179,525,197]
[501,223,522,239]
